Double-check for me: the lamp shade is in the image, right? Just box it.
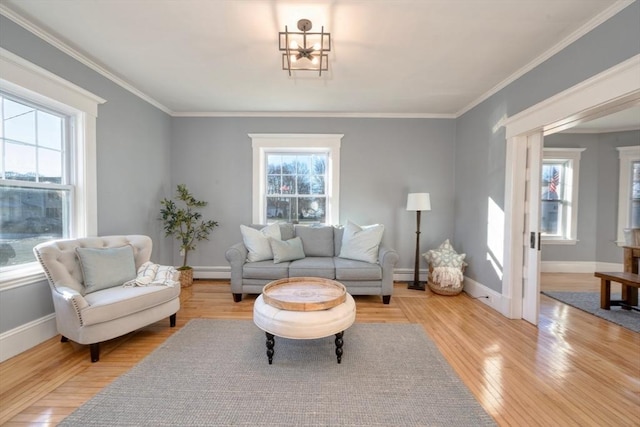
[406,193,431,211]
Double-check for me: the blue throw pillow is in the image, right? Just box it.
[76,245,137,294]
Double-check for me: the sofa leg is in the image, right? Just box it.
[90,343,100,363]
[233,293,242,302]
[383,295,391,304]
[170,313,177,327]
[61,335,69,342]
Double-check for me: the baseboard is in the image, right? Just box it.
[193,266,231,279]
[541,261,623,273]
[0,313,57,362]
[393,268,428,282]
[462,277,507,315]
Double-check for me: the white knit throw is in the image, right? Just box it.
[123,262,178,287]
[431,266,464,289]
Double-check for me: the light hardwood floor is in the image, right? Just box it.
[1,274,638,426]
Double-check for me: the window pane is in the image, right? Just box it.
[267,155,282,174]
[298,197,325,223]
[38,148,62,184]
[3,99,36,144]
[37,111,63,150]
[267,175,281,194]
[541,163,562,200]
[266,196,296,222]
[281,176,295,194]
[0,186,68,267]
[313,155,326,174]
[282,155,296,174]
[631,161,640,228]
[311,176,325,194]
[296,156,311,174]
[297,175,310,194]
[541,200,561,235]
[5,142,36,180]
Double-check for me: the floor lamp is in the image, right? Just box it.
[407,193,431,290]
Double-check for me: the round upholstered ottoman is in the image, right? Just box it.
[253,292,356,364]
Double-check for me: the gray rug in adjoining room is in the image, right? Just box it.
[542,291,640,333]
[60,319,496,426]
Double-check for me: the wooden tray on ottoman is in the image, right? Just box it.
[263,277,347,311]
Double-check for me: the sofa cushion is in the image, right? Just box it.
[76,245,137,294]
[338,221,384,264]
[240,224,281,262]
[334,257,382,281]
[82,284,180,326]
[270,236,305,263]
[243,260,290,280]
[334,226,345,256]
[295,225,335,257]
[289,257,335,279]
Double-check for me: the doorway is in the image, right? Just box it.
[502,56,640,324]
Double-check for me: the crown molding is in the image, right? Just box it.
[455,0,636,117]
[171,111,455,119]
[0,4,172,115]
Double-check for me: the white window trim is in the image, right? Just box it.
[616,145,640,245]
[541,147,585,245]
[0,48,105,288]
[250,134,342,225]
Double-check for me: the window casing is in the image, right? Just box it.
[0,48,104,287]
[250,134,342,225]
[616,145,640,245]
[541,148,585,244]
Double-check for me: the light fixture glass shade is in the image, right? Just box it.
[406,193,431,211]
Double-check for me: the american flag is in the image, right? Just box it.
[549,167,559,194]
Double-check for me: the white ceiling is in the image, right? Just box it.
[0,0,635,118]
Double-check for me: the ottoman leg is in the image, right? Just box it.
[335,331,344,364]
[265,332,275,365]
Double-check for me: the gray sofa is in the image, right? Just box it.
[225,224,399,304]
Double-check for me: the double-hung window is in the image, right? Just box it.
[616,145,640,244]
[0,94,71,268]
[540,148,585,244]
[250,134,342,225]
[0,49,103,286]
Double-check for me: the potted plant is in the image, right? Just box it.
[160,184,219,287]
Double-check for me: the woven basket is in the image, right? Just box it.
[178,267,193,288]
[427,265,465,296]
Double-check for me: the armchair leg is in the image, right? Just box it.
[170,313,177,327]
[61,336,69,342]
[233,293,242,302]
[382,295,391,304]
[90,343,100,363]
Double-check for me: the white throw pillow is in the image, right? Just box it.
[270,236,306,264]
[338,221,384,264]
[240,224,282,262]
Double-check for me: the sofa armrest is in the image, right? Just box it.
[225,242,248,292]
[378,246,399,296]
[50,285,89,334]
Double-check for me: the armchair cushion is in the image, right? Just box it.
[76,245,136,294]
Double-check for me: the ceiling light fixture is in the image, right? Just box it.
[279,19,331,76]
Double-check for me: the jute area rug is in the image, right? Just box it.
[542,291,640,333]
[60,319,496,426]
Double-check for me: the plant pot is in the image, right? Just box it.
[178,267,193,288]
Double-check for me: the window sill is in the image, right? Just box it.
[541,239,578,245]
[0,264,46,290]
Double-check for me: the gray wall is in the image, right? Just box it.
[0,1,639,334]
[542,131,640,264]
[0,16,173,332]
[454,2,640,292]
[169,117,456,270]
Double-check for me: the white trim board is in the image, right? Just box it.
[0,314,57,363]
[462,277,506,315]
[541,261,623,273]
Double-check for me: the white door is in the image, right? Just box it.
[522,132,543,325]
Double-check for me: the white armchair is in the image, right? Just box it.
[33,235,180,362]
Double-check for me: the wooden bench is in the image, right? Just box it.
[594,272,640,310]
